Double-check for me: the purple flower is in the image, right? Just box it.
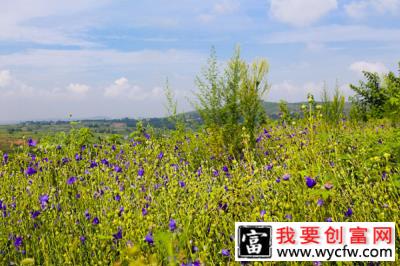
[14,236,23,249]
[67,176,77,185]
[114,165,122,173]
[80,236,86,244]
[92,217,99,225]
[213,170,219,176]
[197,167,202,176]
[285,214,292,220]
[138,168,144,177]
[39,194,49,208]
[317,199,324,206]
[158,152,164,159]
[114,194,121,201]
[325,217,333,222]
[381,172,387,180]
[118,207,124,216]
[56,145,62,150]
[344,208,353,217]
[221,249,230,257]
[142,208,148,216]
[169,219,177,232]
[90,161,98,168]
[25,167,37,176]
[282,173,290,181]
[265,164,273,171]
[113,228,123,240]
[31,210,41,219]
[276,178,281,183]
[145,232,153,244]
[260,210,266,217]
[179,180,186,187]
[144,133,150,140]
[75,153,82,161]
[222,166,229,173]
[62,157,70,164]
[84,210,91,220]
[3,153,8,164]
[324,182,334,190]
[329,161,335,167]
[305,176,317,188]
[27,138,37,147]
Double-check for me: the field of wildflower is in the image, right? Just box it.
[0,117,399,265]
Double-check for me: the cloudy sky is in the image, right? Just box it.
[0,0,399,122]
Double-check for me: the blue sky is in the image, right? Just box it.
[0,0,399,122]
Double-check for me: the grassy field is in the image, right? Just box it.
[0,117,399,265]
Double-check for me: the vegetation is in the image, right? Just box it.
[350,63,400,125]
[194,47,268,154]
[0,49,399,265]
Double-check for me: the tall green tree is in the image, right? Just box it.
[194,46,269,154]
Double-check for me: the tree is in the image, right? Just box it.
[193,46,269,154]
[349,62,400,124]
[383,63,400,125]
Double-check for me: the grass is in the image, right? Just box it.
[0,118,399,265]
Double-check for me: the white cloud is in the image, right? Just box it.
[67,83,90,95]
[268,80,324,102]
[104,77,163,100]
[268,80,354,102]
[0,0,111,46]
[213,0,240,14]
[349,61,389,75]
[264,25,400,44]
[0,70,12,87]
[198,0,240,23]
[345,0,400,18]
[269,0,337,27]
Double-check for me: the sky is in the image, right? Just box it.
[0,0,399,122]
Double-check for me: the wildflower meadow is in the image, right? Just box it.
[0,110,399,265]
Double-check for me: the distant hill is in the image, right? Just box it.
[7,101,352,132]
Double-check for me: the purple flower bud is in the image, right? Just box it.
[14,236,23,249]
[305,176,317,188]
[27,138,37,147]
[344,208,353,217]
[282,173,290,181]
[145,232,153,244]
[3,153,8,164]
[138,168,144,177]
[221,249,230,257]
[169,219,177,232]
[25,167,37,176]
[92,217,99,225]
[317,198,324,206]
[113,228,122,240]
[67,176,77,185]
